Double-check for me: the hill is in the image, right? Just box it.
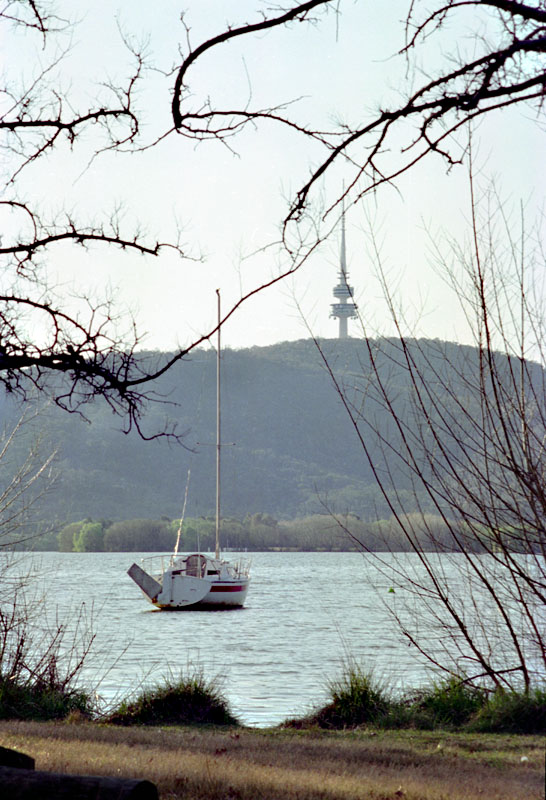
[0,336,537,527]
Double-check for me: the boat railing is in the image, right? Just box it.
[139,553,251,580]
[140,553,212,577]
[139,554,172,580]
[230,557,251,578]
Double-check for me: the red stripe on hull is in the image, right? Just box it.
[209,584,246,593]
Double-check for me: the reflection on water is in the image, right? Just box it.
[21,551,446,726]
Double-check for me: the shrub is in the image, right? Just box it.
[285,665,546,733]
[0,596,97,722]
[294,661,391,729]
[0,676,92,721]
[406,677,487,728]
[106,670,238,727]
[468,687,546,734]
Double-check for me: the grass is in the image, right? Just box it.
[105,669,238,727]
[0,657,543,799]
[467,687,546,734]
[2,655,544,737]
[400,677,488,730]
[286,661,389,728]
[0,675,92,722]
[0,719,543,800]
[0,664,543,799]
[285,663,546,735]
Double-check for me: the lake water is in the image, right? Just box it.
[10,551,500,726]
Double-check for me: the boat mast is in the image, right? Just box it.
[215,288,221,560]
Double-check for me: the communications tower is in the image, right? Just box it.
[330,210,357,338]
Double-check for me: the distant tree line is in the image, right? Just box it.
[24,512,539,554]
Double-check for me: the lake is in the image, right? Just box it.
[11,551,490,726]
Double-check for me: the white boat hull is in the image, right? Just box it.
[155,579,249,609]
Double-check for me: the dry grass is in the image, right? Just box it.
[0,720,543,800]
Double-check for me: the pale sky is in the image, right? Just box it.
[4,1,545,353]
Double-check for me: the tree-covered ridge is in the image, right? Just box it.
[0,337,542,533]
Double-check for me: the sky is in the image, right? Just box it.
[3,0,545,354]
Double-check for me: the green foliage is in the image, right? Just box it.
[74,521,105,552]
[58,520,86,552]
[179,517,215,552]
[106,669,238,727]
[468,688,546,734]
[406,678,487,728]
[103,519,174,551]
[30,526,62,551]
[47,512,464,552]
[299,662,390,729]
[286,661,545,734]
[0,676,91,721]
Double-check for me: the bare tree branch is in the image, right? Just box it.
[168,0,544,240]
[171,0,333,131]
[314,168,546,690]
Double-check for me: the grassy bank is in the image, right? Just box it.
[0,719,543,800]
[285,666,546,734]
[1,658,543,798]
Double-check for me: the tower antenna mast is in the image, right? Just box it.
[330,199,357,338]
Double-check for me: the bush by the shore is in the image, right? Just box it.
[467,687,546,734]
[297,663,390,728]
[284,665,546,735]
[105,670,238,727]
[0,675,92,721]
[1,657,544,734]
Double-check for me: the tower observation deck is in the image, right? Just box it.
[330,209,357,338]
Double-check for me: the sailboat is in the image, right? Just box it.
[127,290,250,609]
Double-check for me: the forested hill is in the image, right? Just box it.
[0,337,536,526]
